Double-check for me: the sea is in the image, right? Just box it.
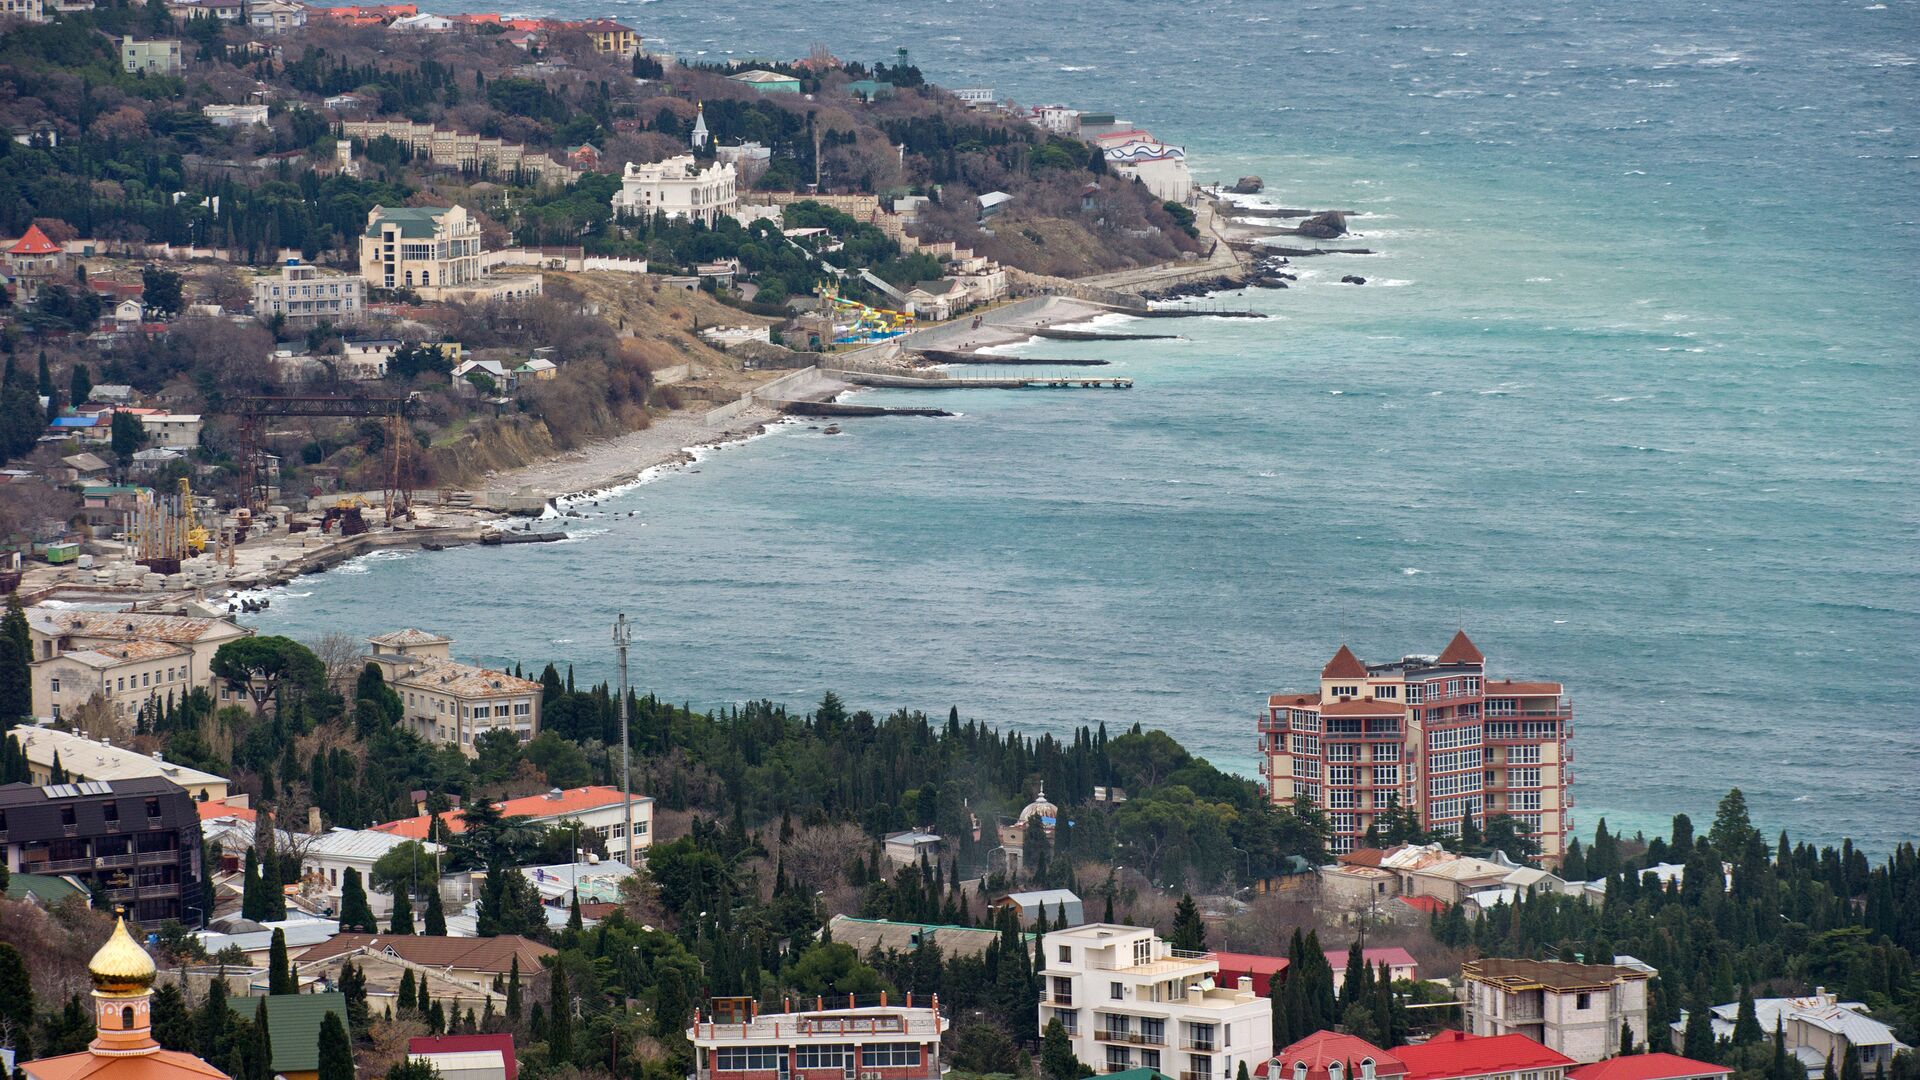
[253,0,1920,854]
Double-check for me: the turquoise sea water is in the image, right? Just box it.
[257,0,1920,852]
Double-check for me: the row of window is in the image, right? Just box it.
[1428,748,1483,773]
[1429,796,1483,821]
[714,1044,923,1072]
[1426,725,1483,751]
[1504,744,1542,764]
[1430,772,1481,799]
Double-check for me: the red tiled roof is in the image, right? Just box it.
[1210,951,1291,995]
[374,786,636,838]
[295,933,553,974]
[1257,1032,1405,1079]
[1321,644,1368,679]
[1397,895,1449,914]
[1436,630,1484,665]
[1567,1056,1732,1080]
[408,1035,517,1080]
[197,799,257,823]
[1268,693,1321,709]
[1340,847,1389,868]
[9,225,63,255]
[1394,1032,1573,1080]
[1485,680,1561,696]
[1331,946,1419,971]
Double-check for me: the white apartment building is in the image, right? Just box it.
[364,629,541,755]
[611,155,739,227]
[688,999,948,1080]
[254,260,367,326]
[202,104,268,128]
[1463,957,1653,1064]
[359,204,483,292]
[1040,924,1272,1080]
[13,726,229,801]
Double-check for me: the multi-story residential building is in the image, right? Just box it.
[687,997,949,1080]
[25,605,252,722]
[119,36,184,75]
[1463,958,1653,1064]
[13,727,229,802]
[363,629,542,754]
[359,205,483,292]
[244,0,303,31]
[1260,632,1574,861]
[253,260,368,326]
[0,0,47,22]
[572,19,637,57]
[138,413,201,448]
[1040,923,1272,1080]
[1689,991,1909,1076]
[0,776,204,922]
[339,120,579,184]
[611,155,739,227]
[374,784,655,862]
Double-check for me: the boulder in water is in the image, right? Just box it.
[1341,275,1367,285]
[1296,211,1349,239]
[1231,176,1264,194]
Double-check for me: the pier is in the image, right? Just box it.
[916,349,1111,366]
[827,370,1132,390]
[1027,327,1177,342]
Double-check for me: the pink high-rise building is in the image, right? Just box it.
[1259,632,1574,862]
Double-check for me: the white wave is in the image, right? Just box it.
[1525,276,1553,283]
[1401,567,1422,576]
[1058,65,1096,72]
[554,423,784,507]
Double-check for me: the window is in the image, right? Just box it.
[1052,976,1074,1005]
[1106,1048,1132,1072]
[50,677,59,693]
[1361,1060,1376,1080]
[1141,1051,1161,1071]
[1056,1010,1080,1035]
[1290,734,1320,758]
[104,801,119,822]
[1132,941,1152,968]
[794,1046,848,1069]
[1331,685,1357,698]
[1110,981,1123,1000]
[1328,789,1356,809]
[1328,766,1357,786]
[122,1006,135,1030]
[1059,945,1072,963]
[1141,1019,1165,1044]
[1509,767,1542,788]
[1406,684,1425,704]
[1375,685,1397,699]
[1506,745,1541,764]
[1507,792,1542,811]
[1327,743,1360,762]
[1373,766,1399,788]
[1329,1063,1343,1080]
[1187,1023,1215,1051]
[145,798,160,818]
[864,1045,921,1068]
[1372,742,1400,761]
[1188,1055,1213,1080]
[1427,726,1483,751]
[60,806,75,827]
[1292,758,1320,779]
[1295,1065,1308,1080]
[1576,993,1592,1010]
[715,1048,782,1071]
[1331,813,1358,833]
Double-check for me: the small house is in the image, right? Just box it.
[992,888,1083,928]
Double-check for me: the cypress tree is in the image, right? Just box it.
[316,1013,353,1080]
[268,929,293,994]
[338,869,376,933]
[547,963,573,1063]
[397,969,417,1013]
[389,887,414,934]
[424,883,446,935]
[248,999,273,1080]
[1734,986,1763,1046]
[1620,1020,1636,1056]
[504,957,522,1022]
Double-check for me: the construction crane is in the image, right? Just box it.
[231,393,419,523]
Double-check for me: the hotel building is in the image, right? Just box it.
[364,629,541,755]
[1039,923,1273,1080]
[688,997,948,1080]
[252,260,367,326]
[1259,632,1573,861]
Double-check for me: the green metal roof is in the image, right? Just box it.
[227,992,349,1073]
[1103,1069,1172,1080]
[6,872,87,904]
[364,206,446,239]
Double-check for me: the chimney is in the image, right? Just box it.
[1238,976,1253,994]
[308,806,324,836]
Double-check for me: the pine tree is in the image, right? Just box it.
[338,869,376,933]
[317,1012,353,1080]
[1170,893,1206,952]
[152,980,191,1051]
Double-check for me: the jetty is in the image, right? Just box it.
[916,349,1110,367]
[828,370,1131,390]
[780,400,953,418]
[1027,327,1176,342]
[1224,206,1358,219]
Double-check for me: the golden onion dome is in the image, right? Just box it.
[88,916,158,992]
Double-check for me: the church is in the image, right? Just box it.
[21,918,231,1080]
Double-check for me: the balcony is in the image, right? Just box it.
[1181,1072,1215,1080]
[1049,993,1075,1007]
[1096,1032,1166,1048]
[1181,1040,1216,1053]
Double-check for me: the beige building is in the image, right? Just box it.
[611,155,738,227]
[25,606,252,721]
[245,0,303,31]
[138,413,202,448]
[120,37,184,75]
[340,120,578,184]
[364,629,541,755]
[31,640,197,727]
[360,204,482,292]
[1464,957,1653,1064]
[253,261,367,326]
[1694,992,1907,1076]
[13,726,229,801]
